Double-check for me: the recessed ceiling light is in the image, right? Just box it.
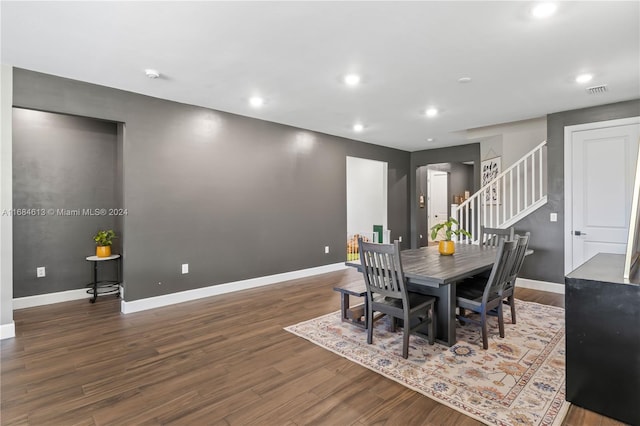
[427,138,434,142]
[249,96,264,107]
[145,69,160,79]
[458,77,472,83]
[532,2,557,19]
[425,108,438,118]
[353,123,364,132]
[575,73,593,84]
[344,74,361,86]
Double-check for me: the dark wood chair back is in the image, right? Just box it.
[358,238,407,302]
[481,238,518,305]
[480,226,514,247]
[507,233,530,286]
[498,232,531,325]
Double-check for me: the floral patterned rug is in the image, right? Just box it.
[285,300,569,426]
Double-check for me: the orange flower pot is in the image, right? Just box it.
[438,240,455,256]
[96,245,111,257]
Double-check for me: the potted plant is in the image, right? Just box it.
[93,229,116,257]
[430,217,472,255]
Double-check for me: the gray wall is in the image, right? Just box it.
[12,109,120,297]
[12,68,410,302]
[450,163,474,200]
[515,99,640,283]
[410,144,481,248]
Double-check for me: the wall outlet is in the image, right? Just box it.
[550,212,558,222]
[398,236,403,242]
[181,263,189,274]
[36,266,46,278]
[324,246,330,254]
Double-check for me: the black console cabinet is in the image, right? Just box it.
[565,253,640,425]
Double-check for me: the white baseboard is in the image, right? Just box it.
[13,288,90,309]
[121,262,348,314]
[516,277,565,294]
[0,321,15,339]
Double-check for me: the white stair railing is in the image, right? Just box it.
[452,140,547,243]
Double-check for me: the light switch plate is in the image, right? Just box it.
[181,263,189,274]
[36,267,46,278]
[550,213,558,222]
[324,246,329,254]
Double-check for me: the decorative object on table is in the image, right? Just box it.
[430,217,471,255]
[93,229,116,257]
[481,156,501,204]
[285,299,569,426]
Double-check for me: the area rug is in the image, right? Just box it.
[285,300,569,426]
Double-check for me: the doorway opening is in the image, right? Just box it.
[416,162,474,247]
[12,108,123,304]
[564,116,640,273]
[428,169,448,244]
[346,156,388,257]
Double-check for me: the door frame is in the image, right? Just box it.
[564,116,640,274]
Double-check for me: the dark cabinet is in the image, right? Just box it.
[565,253,640,425]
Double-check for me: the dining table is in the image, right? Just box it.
[346,243,500,347]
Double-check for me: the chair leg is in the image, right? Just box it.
[497,303,505,338]
[480,311,488,350]
[390,316,397,332]
[428,303,435,345]
[510,296,516,324]
[367,306,374,345]
[402,313,410,359]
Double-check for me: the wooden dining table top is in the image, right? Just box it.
[346,243,499,288]
[399,244,499,287]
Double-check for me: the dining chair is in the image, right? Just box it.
[456,239,518,349]
[501,232,530,324]
[473,226,516,282]
[480,225,514,247]
[358,237,436,358]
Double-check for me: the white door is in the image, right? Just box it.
[428,170,448,242]
[569,122,640,270]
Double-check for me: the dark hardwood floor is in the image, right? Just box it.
[1,269,625,425]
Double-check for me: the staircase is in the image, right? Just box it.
[452,141,547,243]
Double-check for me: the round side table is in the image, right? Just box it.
[85,254,121,303]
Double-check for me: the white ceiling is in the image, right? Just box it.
[1,1,639,152]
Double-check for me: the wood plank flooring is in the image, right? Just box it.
[1,269,625,425]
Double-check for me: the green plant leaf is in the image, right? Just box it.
[93,229,117,246]
[429,217,472,241]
